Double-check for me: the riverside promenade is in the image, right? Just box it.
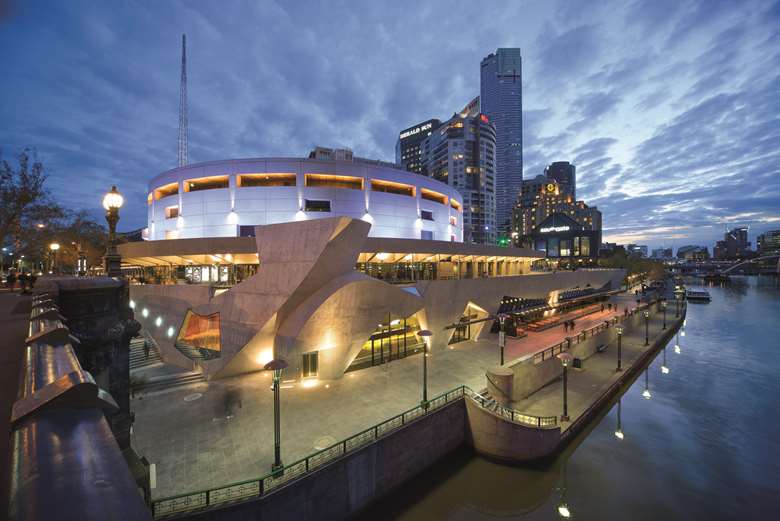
[131,291,649,500]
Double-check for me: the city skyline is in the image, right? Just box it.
[1,0,779,249]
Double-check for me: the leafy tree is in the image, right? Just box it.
[0,148,64,251]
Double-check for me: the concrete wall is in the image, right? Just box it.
[181,400,467,521]
[464,398,560,462]
[498,308,646,401]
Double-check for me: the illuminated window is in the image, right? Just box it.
[305,173,363,190]
[302,352,318,377]
[451,199,462,212]
[154,182,179,200]
[238,173,296,187]
[147,193,153,205]
[184,176,229,192]
[165,206,179,219]
[420,188,448,205]
[371,179,415,197]
[449,215,458,226]
[176,310,221,360]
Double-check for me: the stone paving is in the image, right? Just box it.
[131,291,654,499]
[514,295,681,431]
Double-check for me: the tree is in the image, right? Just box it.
[0,148,63,250]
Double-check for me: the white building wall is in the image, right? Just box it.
[147,158,463,242]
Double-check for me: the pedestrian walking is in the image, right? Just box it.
[601,303,605,313]
[143,340,150,360]
[563,321,568,332]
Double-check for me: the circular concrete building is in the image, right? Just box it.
[146,156,464,241]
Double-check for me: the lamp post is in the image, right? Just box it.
[102,185,124,277]
[614,399,624,440]
[642,368,651,399]
[644,310,650,346]
[615,325,623,371]
[497,313,509,365]
[661,301,667,330]
[49,242,60,274]
[417,329,432,408]
[675,330,681,354]
[264,358,289,474]
[558,352,573,422]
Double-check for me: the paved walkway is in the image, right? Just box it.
[131,292,657,499]
[0,292,31,514]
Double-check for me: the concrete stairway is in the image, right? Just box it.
[129,336,162,370]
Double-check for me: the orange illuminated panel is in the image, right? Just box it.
[176,310,221,358]
[154,182,179,200]
[147,193,153,205]
[371,179,415,197]
[451,199,462,212]
[184,175,229,192]
[238,173,296,187]
[305,173,363,190]
[420,188,448,205]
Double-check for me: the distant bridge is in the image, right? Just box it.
[721,254,780,274]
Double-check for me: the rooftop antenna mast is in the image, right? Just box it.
[177,34,188,167]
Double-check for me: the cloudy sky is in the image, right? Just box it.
[1,0,778,250]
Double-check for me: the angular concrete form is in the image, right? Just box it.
[127,217,624,380]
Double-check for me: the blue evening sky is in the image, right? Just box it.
[1,0,778,250]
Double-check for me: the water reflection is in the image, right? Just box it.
[360,276,780,521]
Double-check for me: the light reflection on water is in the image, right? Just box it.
[361,276,780,521]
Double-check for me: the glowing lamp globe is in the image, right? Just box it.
[103,186,124,211]
[49,242,60,251]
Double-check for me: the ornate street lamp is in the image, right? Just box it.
[497,313,509,365]
[417,329,432,408]
[661,301,667,330]
[264,358,289,473]
[557,352,573,422]
[615,325,623,371]
[102,185,124,277]
[49,242,60,274]
[644,310,650,346]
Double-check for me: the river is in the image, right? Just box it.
[359,276,780,521]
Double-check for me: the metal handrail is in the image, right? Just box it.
[151,382,557,518]
[151,386,466,518]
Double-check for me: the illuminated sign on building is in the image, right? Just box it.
[399,122,433,140]
[539,225,570,233]
[480,114,489,123]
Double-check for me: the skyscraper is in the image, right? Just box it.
[420,99,497,244]
[395,118,440,176]
[480,48,523,234]
[545,161,576,200]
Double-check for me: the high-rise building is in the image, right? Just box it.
[481,48,523,233]
[757,229,780,254]
[395,118,440,175]
[512,172,601,249]
[714,226,751,259]
[626,244,648,258]
[419,101,497,244]
[544,161,576,200]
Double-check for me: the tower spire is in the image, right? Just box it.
[177,34,188,167]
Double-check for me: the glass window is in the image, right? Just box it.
[184,176,229,192]
[548,237,560,257]
[239,173,296,187]
[165,206,179,219]
[581,236,591,257]
[560,239,571,257]
[176,310,221,360]
[302,352,318,377]
[535,239,547,253]
[421,210,434,221]
[305,199,331,212]
[305,174,363,190]
[573,237,580,256]
[421,230,434,240]
[420,188,448,205]
[371,179,415,197]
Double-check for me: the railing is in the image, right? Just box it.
[151,386,466,518]
[151,382,558,518]
[463,387,558,428]
[531,302,656,365]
